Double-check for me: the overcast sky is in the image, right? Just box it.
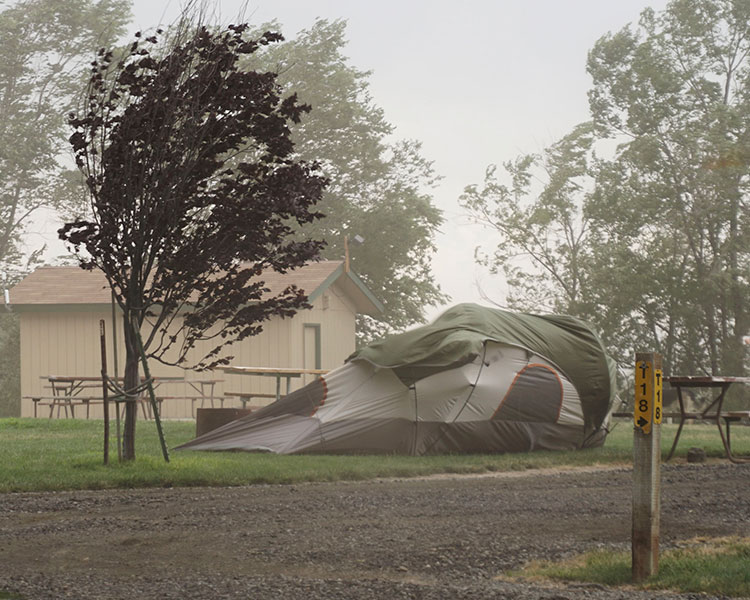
[126,1,670,317]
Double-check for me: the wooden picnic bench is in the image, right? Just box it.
[26,394,163,420]
[665,376,750,464]
[220,366,328,401]
[29,375,225,420]
[150,378,226,417]
[25,395,103,419]
[223,391,277,409]
[612,375,750,464]
[152,395,223,417]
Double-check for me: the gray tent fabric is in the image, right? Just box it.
[350,303,616,433]
[177,304,616,455]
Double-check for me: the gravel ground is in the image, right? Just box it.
[0,462,748,599]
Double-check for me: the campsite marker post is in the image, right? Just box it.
[632,352,662,582]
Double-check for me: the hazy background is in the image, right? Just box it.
[61,1,669,317]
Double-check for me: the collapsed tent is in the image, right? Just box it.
[177,303,617,455]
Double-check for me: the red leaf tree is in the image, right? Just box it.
[60,17,327,460]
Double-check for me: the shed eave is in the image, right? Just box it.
[307,263,384,315]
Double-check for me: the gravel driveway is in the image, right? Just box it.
[0,463,748,599]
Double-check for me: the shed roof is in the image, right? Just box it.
[8,260,383,315]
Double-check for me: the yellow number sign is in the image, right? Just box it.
[654,369,662,424]
[635,360,652,433]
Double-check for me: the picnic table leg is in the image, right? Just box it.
[725,417,731,451]
[209,382,222,408]
[716,415,741,462]
[712,384,749,464]
[209,383,215,408]
[31,397,42,418]
[665,385,687,462]
[140,396,151,420]
[712,385,732,461]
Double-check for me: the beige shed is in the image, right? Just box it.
[8,260,382,419]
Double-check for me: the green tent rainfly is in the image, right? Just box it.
[178,304,617,455]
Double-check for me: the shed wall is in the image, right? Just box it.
[19,289,357,419]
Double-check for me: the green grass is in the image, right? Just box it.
[510,537,750,597]
[0,417,748,493]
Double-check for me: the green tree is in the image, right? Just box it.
[247,19,446,343]
[0,0,131,274]
[460,123,596,318]
[587,0,750,376]
[464,0,750,380]
[62,18,327,460]
[0,310,19,416]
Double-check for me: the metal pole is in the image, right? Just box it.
[344,235,350,272]
[632,352,662,582]
[99,320,110,465]
[112,292,122,461]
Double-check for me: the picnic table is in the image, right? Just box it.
[28,375,222,419]
[664,376,750,464]
[40,375,105,419]
[220,366,329,401]
[182,378,225,417]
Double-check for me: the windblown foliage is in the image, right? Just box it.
[463,0,750,380]
[244,20,446,343]
[0,0,130,274]
[60,15,327,458]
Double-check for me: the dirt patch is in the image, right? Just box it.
[0,463,748,599]
[378,463,631,483]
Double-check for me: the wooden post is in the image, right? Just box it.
[632,352,662,582]
[99,320,110,465]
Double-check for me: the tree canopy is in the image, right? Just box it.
[61,16,327,458]
[587,0,750,376]
[463,0,750,380]
[244,19,446,343]
[460,122,596,317]
[0,0,130,276]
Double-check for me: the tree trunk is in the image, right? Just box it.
[727,190,748,407]
[729,194,747,376]
[122,316,140,461]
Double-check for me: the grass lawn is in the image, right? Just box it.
[511,536,750,597]
[0,417,748,493]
